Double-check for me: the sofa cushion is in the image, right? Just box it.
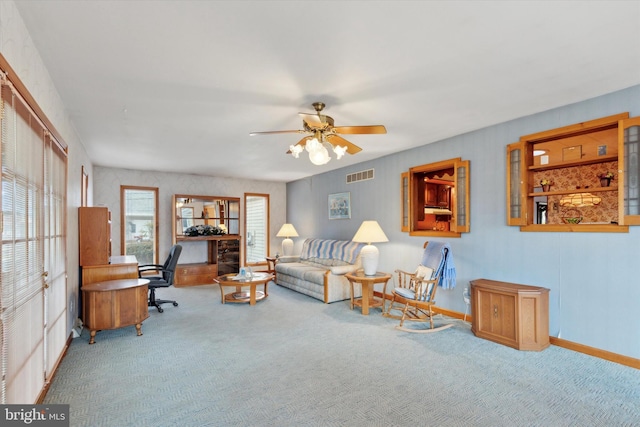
[306,257,349,267]
[300,238,364,264]
[276,262,325,281]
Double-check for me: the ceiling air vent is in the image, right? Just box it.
[346,168,374,184]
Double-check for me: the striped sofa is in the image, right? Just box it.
[275,238,365,303]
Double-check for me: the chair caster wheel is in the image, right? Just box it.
[157,307,164,313]
[172,302,178,307]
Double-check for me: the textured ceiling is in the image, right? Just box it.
[14,0,640,182]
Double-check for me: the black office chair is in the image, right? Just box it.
[138,244,182,313]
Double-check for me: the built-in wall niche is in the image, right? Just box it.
[173,195,240,237]
[171,194,242,285]
[507,112,640,232]
[401,157,470,237]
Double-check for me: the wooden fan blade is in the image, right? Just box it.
[326,134,362,154]
[286,136,310,154]
[249,130,303,136]
[333,125,387,135]
[299,113,327,129]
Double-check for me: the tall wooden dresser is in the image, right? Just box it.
[470,279,550,351]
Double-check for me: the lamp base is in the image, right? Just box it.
[282,238,294,256]
[360,244,379,276]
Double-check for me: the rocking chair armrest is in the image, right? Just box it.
[413,277,438,300]
[395,269,416,289]
[394,269,415,277]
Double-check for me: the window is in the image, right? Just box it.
[401,157,470,237]
[121,186,158,264]
[244,193,269,265]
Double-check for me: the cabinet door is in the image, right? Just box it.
[506,141,527,226]
[619,116,640,225]
[451,159,470,233]
[79,207,110,266]
[425,183,438,206]
[401,172,409,232]
[476,289,516,342]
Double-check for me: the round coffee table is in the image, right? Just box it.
[215,272,273,305]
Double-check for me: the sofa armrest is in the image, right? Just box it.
[329,264,358,275]
[276,255,300,263]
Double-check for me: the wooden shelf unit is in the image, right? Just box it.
[507,113,640,232]
[172,195,241,286]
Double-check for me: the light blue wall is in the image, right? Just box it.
[286,85,640,360]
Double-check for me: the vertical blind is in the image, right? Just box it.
[0,72,67,404]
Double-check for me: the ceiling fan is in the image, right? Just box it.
[249,102,387,165]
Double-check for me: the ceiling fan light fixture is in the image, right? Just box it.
[309,142,331,165]
[289,144,303,158]
[333,145,347,159]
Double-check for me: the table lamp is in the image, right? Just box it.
[276,223,299,256]
[352,220,389,276]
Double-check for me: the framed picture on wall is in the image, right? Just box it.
[328,192,351,220]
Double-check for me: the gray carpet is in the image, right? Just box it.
[45,282,640,426]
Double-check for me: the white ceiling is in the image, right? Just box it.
[14,1,640,182]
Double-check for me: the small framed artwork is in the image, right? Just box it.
[328,192,351,220]
[598,145,607,156]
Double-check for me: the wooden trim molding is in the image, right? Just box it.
[549,337,640,370]
[0,53,67,150]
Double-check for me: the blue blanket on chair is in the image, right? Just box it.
[421,242,456,289]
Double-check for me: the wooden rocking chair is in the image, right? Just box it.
[383,241,454,333]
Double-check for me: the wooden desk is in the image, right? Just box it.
[80,255,139,318]
[346,271,392,315]
[81,255,139,284]
[81,278,150,344]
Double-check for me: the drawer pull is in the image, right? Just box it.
[493,304,498,318]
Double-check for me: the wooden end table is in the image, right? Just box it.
[345,271,392,315]
[215,272,273,305]
[265,256,279,275]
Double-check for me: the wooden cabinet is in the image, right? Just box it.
[507,113,640,232]
[172,194,241,286]
[425,183,438,206]
[175,262,218,286]
[79,207,111,266]
[470,279,550,351]
[81,278,149,344]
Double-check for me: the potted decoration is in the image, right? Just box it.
[598,171,615,187]
[540,178,553,192]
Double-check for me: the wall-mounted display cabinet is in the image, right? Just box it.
[172,194,241,285]
[507,113,640,232]
[401,157,470,237]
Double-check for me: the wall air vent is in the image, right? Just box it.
[346,168,374,184]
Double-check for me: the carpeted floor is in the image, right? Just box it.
[45,282,640,426]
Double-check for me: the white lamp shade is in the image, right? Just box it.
[352,221,389,244]
[352,221,388,276]
[276,224,298,238]
[277,224,299,256]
